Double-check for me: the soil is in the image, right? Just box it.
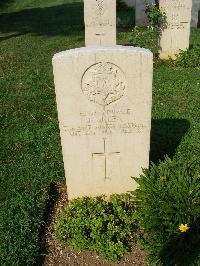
[40,184,149,266]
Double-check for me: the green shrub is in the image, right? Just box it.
[135,4,166,56]
[145,4,166,30]
[132,157,200,266]
[130,27,158,54]
[175,46,200,68]
[56,194,137,262]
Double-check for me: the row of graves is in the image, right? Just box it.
[125,0,200,29]
[53,0,198,200]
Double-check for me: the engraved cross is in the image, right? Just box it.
[92,139,120,180]
[95,33,105,45]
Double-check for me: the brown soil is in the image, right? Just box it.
[40,184,149,266]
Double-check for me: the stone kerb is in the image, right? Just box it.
[53,46,153,200]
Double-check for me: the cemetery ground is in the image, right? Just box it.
[0,0,200,265]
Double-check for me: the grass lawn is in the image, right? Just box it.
[0,0,200,265]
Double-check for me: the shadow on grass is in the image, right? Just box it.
[0,2,84,39]
[150,119,190,164]
[36,182,60,266]
[0,32,29,41]
[159,218,200,266]
[0,0,14,9]
[0,1,136,41]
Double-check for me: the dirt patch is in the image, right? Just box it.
[41,184,149,266]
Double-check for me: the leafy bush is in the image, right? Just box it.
[56,194,137,262]
[132,157,200,266]
[130,26,158,54]
[129,3,165,55]
[145,4,166,30]
[175,46,200,68]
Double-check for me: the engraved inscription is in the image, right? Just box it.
[87,19,110,27]
[82,62,126,107]
[63,108,147,137]
[86,0,111,27]
[162,0,186,8]
[161,0,190,30]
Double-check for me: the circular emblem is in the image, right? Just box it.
[81,62,126,107]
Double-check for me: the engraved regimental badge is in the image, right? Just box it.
[81,62,126,108]
[96,0,105,16]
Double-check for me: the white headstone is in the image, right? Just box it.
[191,0,200,28]
[53,46,153,200]
[135,0,155,26]
[159,0,192,59]
[84,0,116,46]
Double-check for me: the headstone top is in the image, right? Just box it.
[53,46,153,61]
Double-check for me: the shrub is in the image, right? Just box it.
[131,157,200,266]
[145,4,166,30]
[175,46,200,68]
[129,5,165,55]
[130,26,158,54]
[56,194,137,262]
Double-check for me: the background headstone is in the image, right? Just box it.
[135,0,155,26]
[84,0,116,46]
[159,0,192,59]
[53,46,153,200]
[191,0,200,28]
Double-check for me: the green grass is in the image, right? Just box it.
[0,0,200,265]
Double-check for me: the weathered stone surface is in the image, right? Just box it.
[53,46,153,200]
[191,0,200,28]
[159,0,192,59]
[135,0,155,26]
[84,0,116,46]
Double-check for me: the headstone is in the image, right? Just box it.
[84,0,116,46]
[53,46,153,200]
[191,0,200,28]
[124,0,136,7]
[135,0,155,26]
[159,0,192,59]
